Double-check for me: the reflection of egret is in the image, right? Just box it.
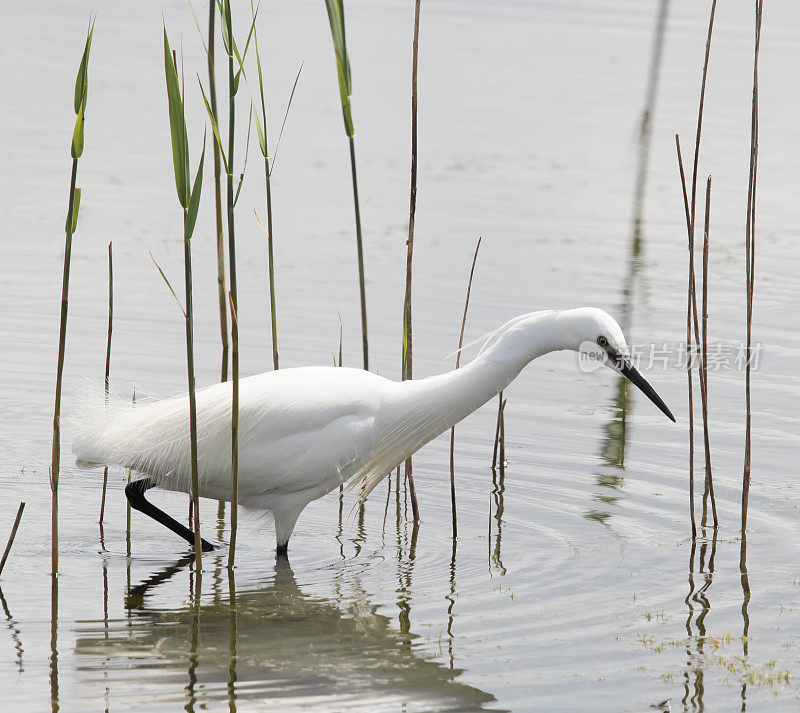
[73,309,673,556]
[75,556,499,712]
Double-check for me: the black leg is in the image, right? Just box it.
[126,478,215,552]
[276,542,288,560]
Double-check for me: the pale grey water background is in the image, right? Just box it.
[2,0,800,710]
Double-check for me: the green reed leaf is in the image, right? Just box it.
[65,188,81,234]
[198,78,230,173]
[324,0,354,137]
[185,135,206,241]
[71,100,85,159]
[149,251,186,317]
[74,20,95,114]
[163,26,190,208]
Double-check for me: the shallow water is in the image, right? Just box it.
[2,0,800,710]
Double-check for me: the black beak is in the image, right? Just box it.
[608,349,675,422]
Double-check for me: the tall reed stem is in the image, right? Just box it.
[228,293,239,567]
[251,8,280,370]
[99,242,113,525]
[700,176,716,527]
[184,213,203,570]
[742,0,763,534]
[226,49,237,316]
[674,0,718,533]
[324,0,369,370]
[492,391,504,471]
[208,0,229,383]
[675,135,697,539]
[0,503,25,577]
[52,21,94,567]
[402,0,422,524]
[448,236,481,540]
[51,157,78,576]
[349,136,369,371]
[263,159,278,369]
[164,25,206,569]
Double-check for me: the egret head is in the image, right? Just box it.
[561,308,675,422]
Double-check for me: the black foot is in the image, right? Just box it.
[276,542,289,560]
[126,478,216,553]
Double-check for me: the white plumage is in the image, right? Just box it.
[72,308,674,552]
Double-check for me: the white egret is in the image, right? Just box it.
[72,308,674,556]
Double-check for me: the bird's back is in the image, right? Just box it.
[72,367,397,503]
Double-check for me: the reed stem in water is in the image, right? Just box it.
[0,503,26,577]
[742,0,763,534]
[401,0,423,523]
[99,242,113,525]
[51,21,94,576]
[208,0,229,383]
[163,26,206,569]
[700,176,716,527]
[448,236,481,540]
[324,0,369,370]
[228,293,239,568]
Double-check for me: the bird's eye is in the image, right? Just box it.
[597,336,609,347]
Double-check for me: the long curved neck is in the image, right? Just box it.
[396,312,569,441]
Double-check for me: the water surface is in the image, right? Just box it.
[2,0,800,710]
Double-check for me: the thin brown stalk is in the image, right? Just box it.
[689,0,717,243]
[675,136,696,539]
[499,398,507,471]
[674,0,719,533]
[492,391,504,471]
[0,503,25,577]
[701,176,717,527]
[228,292,239,568]
[448,236,482,540]
[208,0,229,382]
[99,242,113,525]
[184,226,203,570]
[403,0,422,524]
[742,0,763,534]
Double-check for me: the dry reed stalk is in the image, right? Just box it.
[673,0,718,533]
[0,503,25,577]
[675,135,696,538]
[492,391,504,471]
[402,0,423,524]
[99,242,113,525]
[700,176,717,526]
[208,0,229,382]
[448,236,482,539]
[742,0,763,534]
[228,292,239,568]
[691,2,718,530]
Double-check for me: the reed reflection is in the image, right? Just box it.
[77,551,496,711]
[396,476,419,638]
[445,539,457,670]
[0,586,23,672]
[227,568,237,713]
[50,575,59,713]
[490,458,507,576]
[592,0,669,523]
[739,535,751,711]
[681,531,717,712]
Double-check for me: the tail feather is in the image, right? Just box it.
[69,378,233,492]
